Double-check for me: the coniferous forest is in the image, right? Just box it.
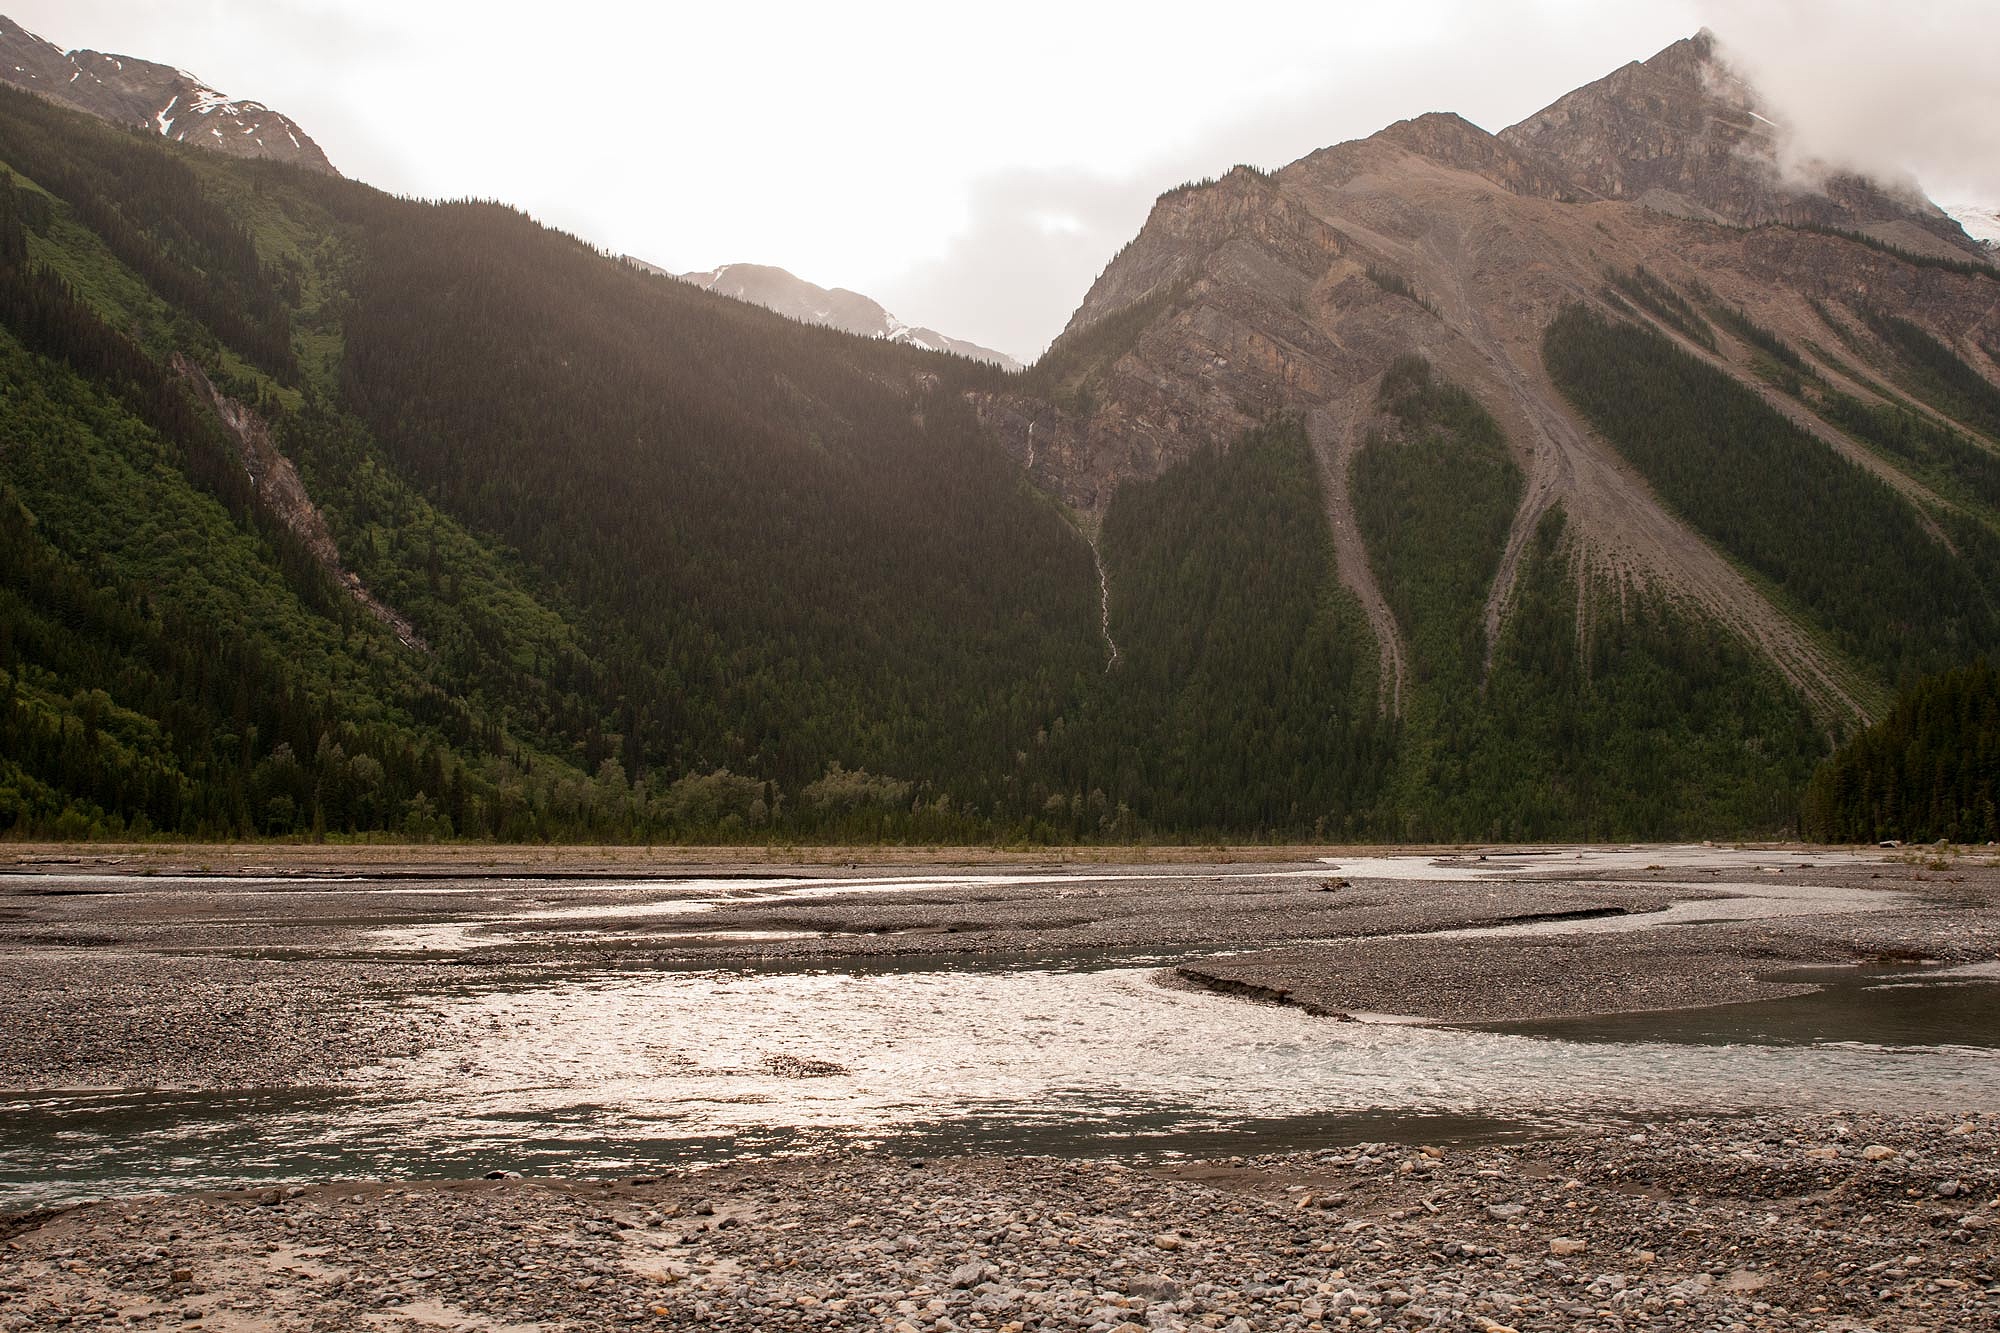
[2,83,1999,844]
[1803,660,2000,845]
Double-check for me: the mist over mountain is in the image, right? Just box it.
[0,18,1996,844]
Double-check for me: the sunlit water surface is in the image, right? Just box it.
[5,946,1996,1210]
[3,851,1989,1208]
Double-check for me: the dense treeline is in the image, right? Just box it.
[1033,420,1392,838]
[0,381,474,839]
[329,197,1102,812]
[1461,511,1823,839]
[0,173,334,608]
[0,86,295,377]
[1803,660,2000,844]
[270,398,610,765]
[1351,356,1520,822]
[1545,305,2000,686]
[1348,360,1818,839]
[1816,390,2000,516]
[1353,355,1520,684]
[1861,310,2000,444]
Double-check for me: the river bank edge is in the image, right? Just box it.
[0,840,1939,879]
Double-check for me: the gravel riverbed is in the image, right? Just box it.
[4,1112,1995,1332]
[3,845,1997,1331]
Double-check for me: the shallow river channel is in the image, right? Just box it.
[4,851,1997,1210]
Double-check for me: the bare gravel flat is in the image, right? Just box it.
[3,1112,1994,1332]
[4,844,1998,1333]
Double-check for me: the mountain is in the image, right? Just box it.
[1941,203,2000,251]
[983,29,2000,835]
[1498,31,1977,259]
[0,80,1087,841]
[666,261,1025,371]
[0,15,335,175]
[2,28,1998,844]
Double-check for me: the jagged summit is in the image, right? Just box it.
[0,14,336,174]
[1499,30,1972,256]
[661,260,1024,370]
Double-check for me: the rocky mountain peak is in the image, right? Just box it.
[1499,30,1973,256]
[0,14,336,175]
[1059,164,1342,341]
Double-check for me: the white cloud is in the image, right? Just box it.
[1698,0,2000,205]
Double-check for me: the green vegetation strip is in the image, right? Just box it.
[1544,305,2000,686]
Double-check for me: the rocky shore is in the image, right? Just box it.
[4,1111,1994,1332]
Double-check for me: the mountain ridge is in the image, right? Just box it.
[988,29,2000,743]
[2,25,1998,842]
[659,260,1025,371]
[0,14,335,175]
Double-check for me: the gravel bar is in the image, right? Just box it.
[4,1112,1995,1332]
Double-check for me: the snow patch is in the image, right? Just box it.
[1938,201,2000,248]
[155,95,178,137]
[188,86,245,116]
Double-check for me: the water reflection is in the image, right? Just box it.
[7,959,1994,1210]
[1491,963,2000,1050]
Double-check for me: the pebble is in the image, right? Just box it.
[3,1110,1991,1333]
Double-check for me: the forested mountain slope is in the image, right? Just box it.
[968,31,2000,838]
[1803,661,2000,845]
[0,84,1103,839]
[5,28,2000,844]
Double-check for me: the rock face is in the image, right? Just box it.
[0,14,336,175]
[985,30,2000,719]
[174,356,424,651]
[1499,32,1972,252]
[661,260,1024,371]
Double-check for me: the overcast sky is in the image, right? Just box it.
[13,1,1999,360]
